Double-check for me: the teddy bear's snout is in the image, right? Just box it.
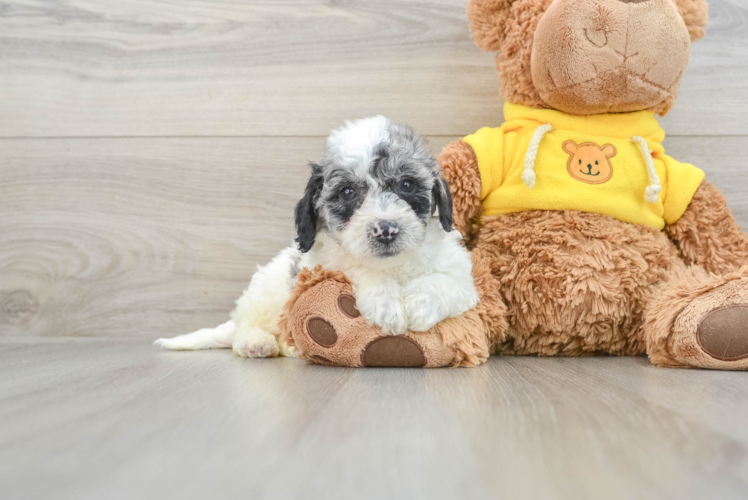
[531,0,691,115]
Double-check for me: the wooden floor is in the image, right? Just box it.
[2,337,748,500]
[2,1,748,498]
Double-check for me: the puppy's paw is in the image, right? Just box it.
[356,294,407,335]
[233,328,280,358]
[278,340,298,358]
[403,285,452,333]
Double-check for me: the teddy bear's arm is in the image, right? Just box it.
[437,139,483,243]
[665,180,748,274]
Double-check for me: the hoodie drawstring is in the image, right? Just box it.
[522,123,554,190]
[631,136,661,203]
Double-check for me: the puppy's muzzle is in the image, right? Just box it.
[371,221,399,245]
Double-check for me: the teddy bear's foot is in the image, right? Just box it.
[645,266,748,370]
[285,276,452,367]
[697,304,748,362]
[280,267,488,368]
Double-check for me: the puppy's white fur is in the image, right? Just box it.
[156,117,478,357]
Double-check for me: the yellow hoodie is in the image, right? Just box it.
[463,103,705,230]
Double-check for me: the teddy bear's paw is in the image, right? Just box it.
[356,292,407,336]
[697,304,748,363]
[665,273,748,370]
[286,273,461,368]
[232,327,279,358]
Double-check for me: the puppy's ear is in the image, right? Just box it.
[432,175,454,232]
[294,163,324,253]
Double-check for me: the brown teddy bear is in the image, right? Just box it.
[436,0,748,369]
[283,0,748,370]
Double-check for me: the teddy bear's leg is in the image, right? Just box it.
[282,269,463,367]
[643,265,748,369]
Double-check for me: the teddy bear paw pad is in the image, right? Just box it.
[306,318,339,347]
[361,336,426,367]
[338,295,360,318]
[697,304,748,361]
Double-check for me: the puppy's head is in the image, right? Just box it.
[295,116,453,259]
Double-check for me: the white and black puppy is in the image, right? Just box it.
[156,116,478,358]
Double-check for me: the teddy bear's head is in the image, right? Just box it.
[468,0,709,115]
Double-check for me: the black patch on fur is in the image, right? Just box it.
[294,163,324,253]
[322,174,368,230]
[328,197,362,227]
[432,176,453,232]
[395,177,432,223]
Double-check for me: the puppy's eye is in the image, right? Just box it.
[340,187,357,201]
[399,178,416,193]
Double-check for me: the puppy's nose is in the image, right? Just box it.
[372,221,399,243]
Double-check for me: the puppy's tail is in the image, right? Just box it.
[154,320,236,350]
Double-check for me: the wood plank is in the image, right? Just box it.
[0,136,318,338]
[0,0,746,138]
[1,338,747,500]
[660,0,748,136]
[1,136,746,338]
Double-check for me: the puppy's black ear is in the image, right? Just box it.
[432,175,454,232]
[295,163,324,253]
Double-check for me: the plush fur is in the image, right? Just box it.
[441,0,748,370]
[665,180,748,275]
[157,117,479,359]
[474,210,678,356]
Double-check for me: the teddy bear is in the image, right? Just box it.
[435,0,748,370]
[283,0,748,370]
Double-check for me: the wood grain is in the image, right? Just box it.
[1,338,747,500]
[1,136,746,338]
[0,0,746,138]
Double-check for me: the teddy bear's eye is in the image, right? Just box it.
[595,161,599,165]
[579,159,582,165]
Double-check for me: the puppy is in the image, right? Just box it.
[156,116,479,358]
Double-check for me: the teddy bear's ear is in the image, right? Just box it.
[467,0,517,52]
[671,0,709,42]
